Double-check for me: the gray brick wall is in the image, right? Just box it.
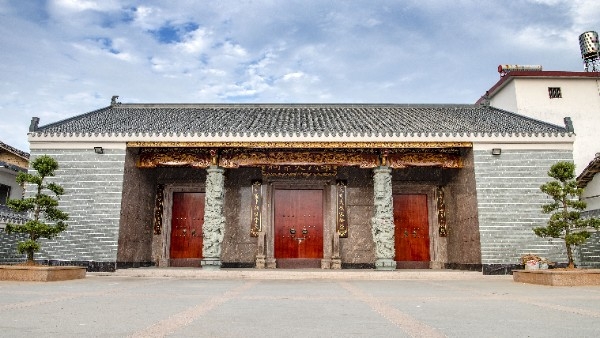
[474,149,572,266]
[0,148,126,264]
[580,209,600,267]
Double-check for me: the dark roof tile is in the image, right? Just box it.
[34,103,568,137]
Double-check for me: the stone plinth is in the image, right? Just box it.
[513,269,600,286]
[0,265,86,282]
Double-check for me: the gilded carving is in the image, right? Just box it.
[388,153,463,169]
[437,186,447,237]
[137,148,211,168]
[337,181,348,238]
[261,165,337,178]
[250,181,262,237]
[128,141,472,149]
[220,149,378,168]
[153,184,164,235]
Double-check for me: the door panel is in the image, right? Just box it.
[394,194,430,266]
[274,189,323,265]
[170,192,204,267]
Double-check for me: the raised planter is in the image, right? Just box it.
[513,269,600,286]
[0,265,86,282]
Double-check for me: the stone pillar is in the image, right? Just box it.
[201,166,226,270]
[372,166,396,270]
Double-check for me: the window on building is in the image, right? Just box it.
[548,87,562,99]
[0,184,10,205]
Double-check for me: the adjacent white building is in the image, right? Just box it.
[478,70,600,176]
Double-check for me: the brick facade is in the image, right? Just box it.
[0,149,125,270]
[474,149,573,273]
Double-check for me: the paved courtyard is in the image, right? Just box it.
[1,270,599,337]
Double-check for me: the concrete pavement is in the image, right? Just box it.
[1,269,599,337]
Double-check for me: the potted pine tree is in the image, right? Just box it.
[0,155,85,281]
[513,161,600,285]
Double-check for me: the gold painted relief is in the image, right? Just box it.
[137,148,212,168]
[437,186,447,237]
[261,165,337,178]
[153,184,164,235]
[220,149,379,168]
[388,152,463,169]
[128,141,472,149]
[337,181,348,238]
[250,181,262,237]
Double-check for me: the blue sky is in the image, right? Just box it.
[1,0,598,151]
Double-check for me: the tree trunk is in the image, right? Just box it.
[566,243,575,269]
[26,250,34,265]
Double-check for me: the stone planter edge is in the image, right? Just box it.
[0,265,86,282]
[513,269,600,286]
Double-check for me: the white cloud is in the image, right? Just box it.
[177,28,211,54]
[282,72,305,81]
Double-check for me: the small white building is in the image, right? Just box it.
[477,70,600,175]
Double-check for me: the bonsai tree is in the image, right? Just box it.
[5,155,68,265]
[533,161,600,269]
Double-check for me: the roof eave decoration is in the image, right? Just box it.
[28,133,574,146]
[577,153,600,188]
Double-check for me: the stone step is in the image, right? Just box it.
[90,268,508,280]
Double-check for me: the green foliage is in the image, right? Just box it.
[533,161,600,268]
[4,155,68,263]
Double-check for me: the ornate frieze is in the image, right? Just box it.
[387,149,463,169]
[337,181,348,238]
[153,184,164,235]
[220,149,379,168]
[250,181,262,237]
[261,165,337,178]
[135,146,465,169]
[137,148,211,168]
[201,166,226,269]
[128,141,473,149]
[371,166,396,270]
[437,186,447,237]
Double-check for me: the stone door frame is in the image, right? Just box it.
[159,183,206,267]
[262,179,336,269]
[392,184,447,268]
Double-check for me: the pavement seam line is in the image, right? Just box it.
[338,281,447,338]
[518,298,600,318]
[128,280,259,338]
[0,280,166,312]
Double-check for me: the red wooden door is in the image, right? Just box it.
[274,189,323,268]
[170,192,205,267]
[394,194,430,268]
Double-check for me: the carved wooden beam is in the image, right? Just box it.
[128,141,473,149]
[388,153,463,169]
[137,148,212,168]
[220,150,379,168]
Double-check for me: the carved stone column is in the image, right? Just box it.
[201,166,226,269]
[371,166,396,270]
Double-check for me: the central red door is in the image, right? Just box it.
[274,189,323,268]
[170,192,205,267]
[394,194,430,269]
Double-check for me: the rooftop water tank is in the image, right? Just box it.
[579,31,599,60]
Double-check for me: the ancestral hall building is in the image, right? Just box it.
[1,103,580,273]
